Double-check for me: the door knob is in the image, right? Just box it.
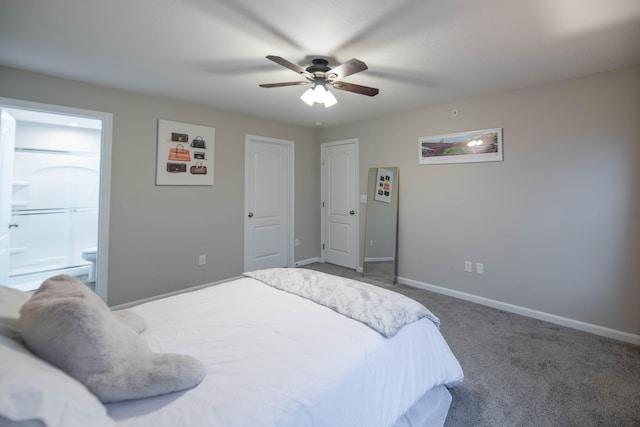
[248,212,254,218]
[9,223,18,229]
[349,210,355,215]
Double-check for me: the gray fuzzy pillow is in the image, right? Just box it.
[19,275,205,403]
[112,309,147,334]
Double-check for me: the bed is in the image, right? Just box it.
[0,268,463,427]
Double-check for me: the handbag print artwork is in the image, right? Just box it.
[191,136,206,149]
[156,119,214,186]
[190,162,207,175]
[168,144,191,162]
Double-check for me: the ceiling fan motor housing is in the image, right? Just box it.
[306,59,335,80]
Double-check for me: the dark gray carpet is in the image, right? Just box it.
[302,263,640,427]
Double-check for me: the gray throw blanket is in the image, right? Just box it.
[244,268,439,337]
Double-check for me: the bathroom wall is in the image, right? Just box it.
[9,121,100,276]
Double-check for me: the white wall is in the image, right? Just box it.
[320,65,640,337]
[15,121,101,152]
[10,122,100,274]
[0,65,321,306]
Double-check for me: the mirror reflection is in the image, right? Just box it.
[362,167,399,285]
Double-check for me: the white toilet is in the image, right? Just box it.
[82,247,97,282]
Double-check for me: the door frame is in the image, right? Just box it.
[320,138,359,269]
[0,110,16,285]
[243,134,294,271]
[0,97,112,301]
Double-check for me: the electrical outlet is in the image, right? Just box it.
[464,261,472,272]
[295,238,300,247]
[198,255,206,265]
[476,263,484,274]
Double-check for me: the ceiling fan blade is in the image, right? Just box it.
[265,55,312,79]
[331,81,379,97]
[327,59,368,81]
[259,81,309,88]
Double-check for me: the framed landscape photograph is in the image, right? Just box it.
[156,119,215,186]
[418,128,503,165]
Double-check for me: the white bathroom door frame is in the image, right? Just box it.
[0,97,112,302]
[0,110,16,284]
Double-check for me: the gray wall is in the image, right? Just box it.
[0,66,321,306]
[320,65,640,336]
[2,64,638,337]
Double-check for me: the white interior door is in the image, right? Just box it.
[244,135,294,272]
[0,110,16,284]
[321,139,358,269]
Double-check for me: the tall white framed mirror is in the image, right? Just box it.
[362,167,399,285]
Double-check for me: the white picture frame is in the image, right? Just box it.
[156,119,215,186]
[419,128,503,165]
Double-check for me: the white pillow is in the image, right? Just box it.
[1,284,113,426]
[0,285,30,316]
[19,275,206,403]
[0,332,114,427]
[0,285,31,340]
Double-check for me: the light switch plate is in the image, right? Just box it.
[464,261,472,272]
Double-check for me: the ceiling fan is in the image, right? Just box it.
[259,55,379,107]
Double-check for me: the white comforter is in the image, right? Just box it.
[106,277,463,427]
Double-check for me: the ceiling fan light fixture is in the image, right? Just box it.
[312,84,327,103]
[300,88,315,106]
[324,90,337,108]
[301,81,338,107]
[262,55,378,106]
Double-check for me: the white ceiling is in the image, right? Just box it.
[1,0,639,128]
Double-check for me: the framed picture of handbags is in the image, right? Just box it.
[156,119,215,186]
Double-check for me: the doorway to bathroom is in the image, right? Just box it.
[0,98,111,300]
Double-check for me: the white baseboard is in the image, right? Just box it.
[294,257,322,267]
[398,276,640,346]
[109,275,243,310]
[364,257,394,262]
